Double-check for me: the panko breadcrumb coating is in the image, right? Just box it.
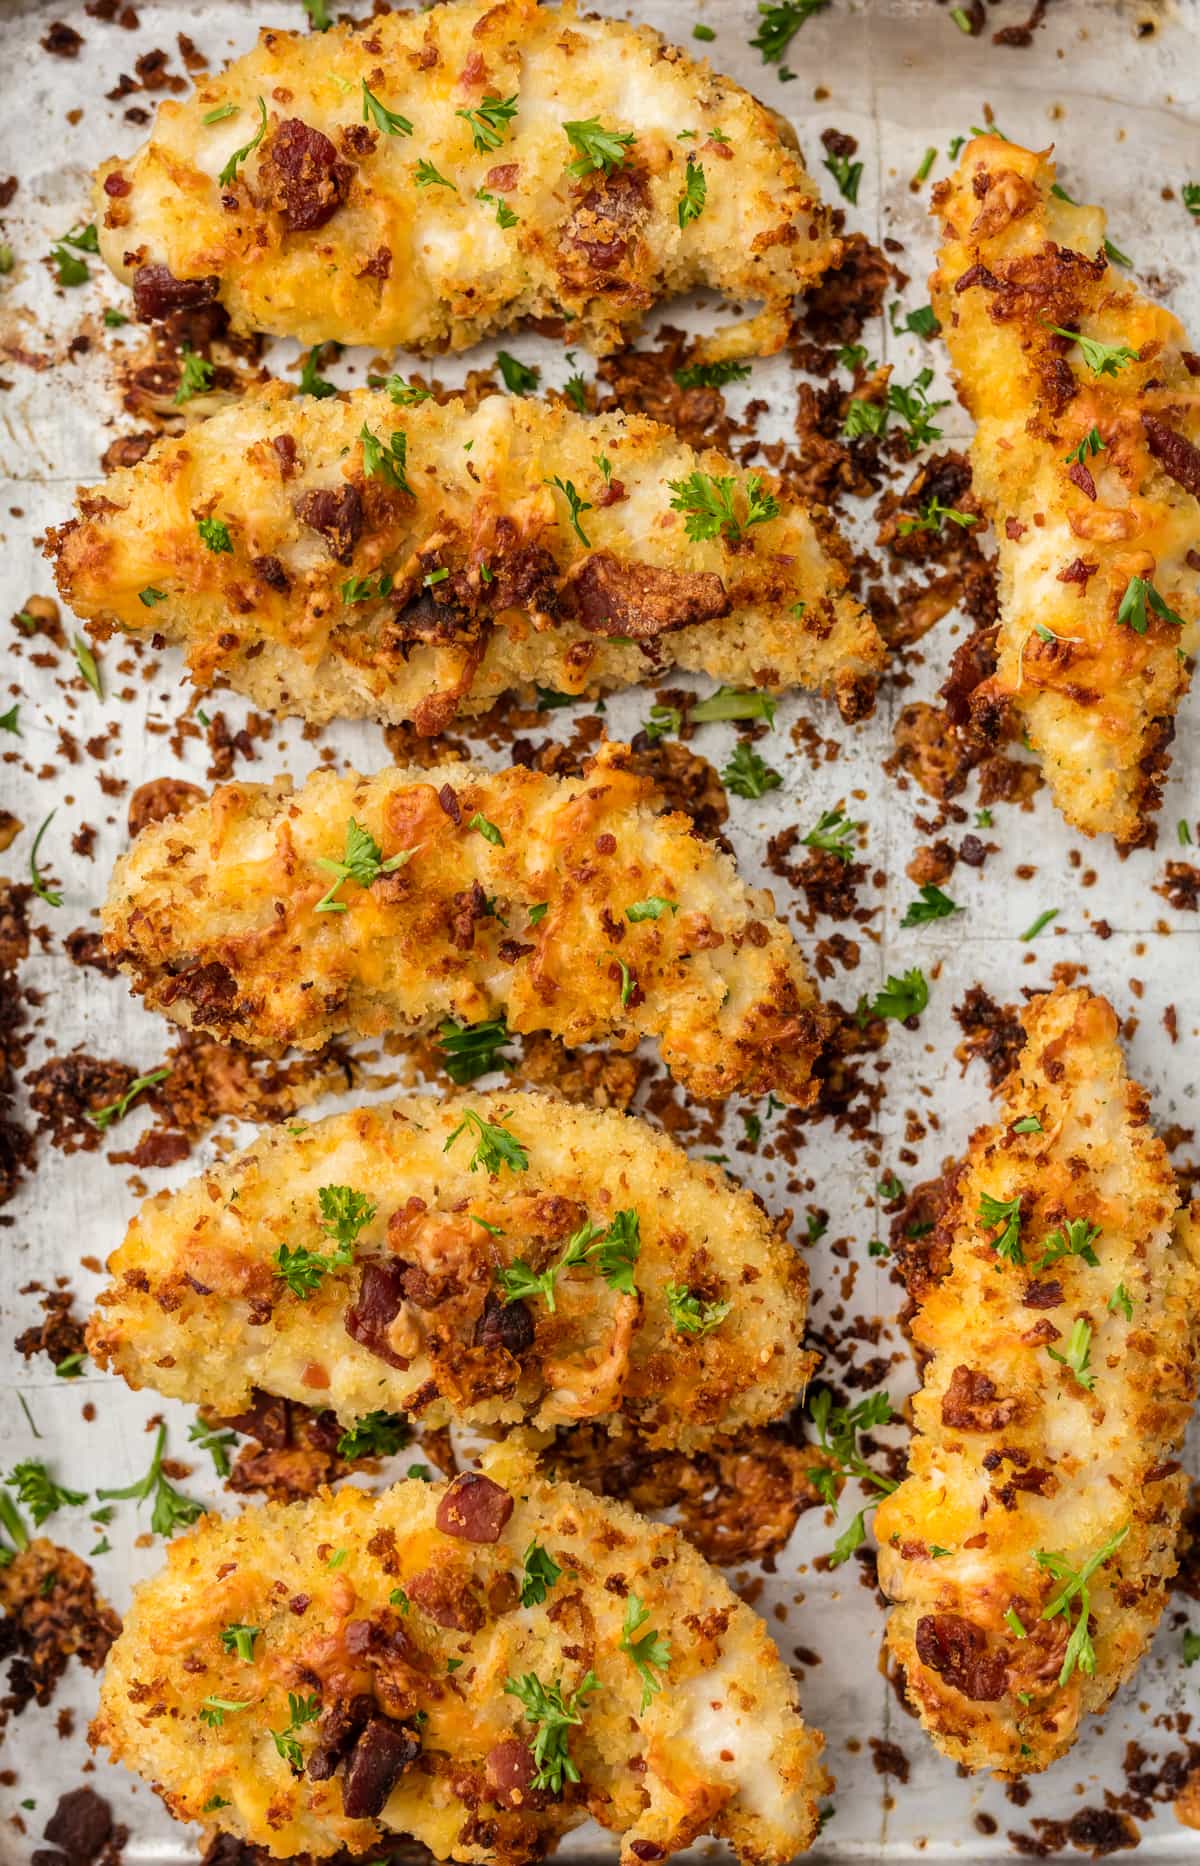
[87,1090,815,1450]
[95,0,840,356]
[101,743,833,1103]
[932,136,1200,845]
[93,1446,830,1862]
[876,987,1200,1774]
[46,386,883,734]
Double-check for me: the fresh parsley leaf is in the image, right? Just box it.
[678,157,706,228]
[220,1623,261,1663]
[96,1423,202,1538]
[174,346,215,405]
[197,516,233,554]
[320,1184,376,1250]
[1012,1115,1043,1135]
[495,350,539,395]
[336,1411,408,1460]
[855,968,928,1024]
[807,1387,897,1566]
[29,811,62,908]
[468,811,504,846]
[1184,1628,1200,1664]
[722,739,782,799]
[0,704,20,736]
[620,1594,670,1712]
[88,1067,169,1131]
[438,1016,512,1085]
[563,118,636,178]
[626,896,677,922]
[1183,183,1200,219]
[1035,1216,1101,1271]
[200,1696,251,1728]
[341,572,394,604]
[667,469,778,543]
[476,186,519,228]
[843,397,888,440]
[691,686,777,726]
[1108,1282,1133,1322]
[301,0,332,26]
[298,343,338,398]
[1036,1524,1128,1683]
[386,374,433,405]
[824,152,863,204]
[360,423,412,494]
[519,1541,563,1608]
[1046,1316,1095,1391]
[138,586,168,607]
[1045,323,1138,377]
[1116,574,1185,635]
[203,103,240,125]
[1020,908,1059,943]
[73,634,102,698]
[665,1283,731,1337]
[219,96,267,187]
[314,817,413,913]
[889,301,940,339]
[458,94,519,153]
[415,157,456,190]
[271,1691,320,1772]
[750,0,828,62]
[897,497,976,537]
[900,884,959,927]
[546,476,592,546]
[445,1108,529,1176]
[54,1352,87,1379]
[978,1190,1024,1265]
[1064,426,1106,466]
[6,1461,86,1526]
[362,81,412,136]
[503,1670,600,1794]
[801,807,861,863]
[887,367,950,451]
[498,1209,640,1310]
[673,358,751,390]
[189,1417,236,1477]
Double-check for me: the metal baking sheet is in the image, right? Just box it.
[2,0,1200,1859]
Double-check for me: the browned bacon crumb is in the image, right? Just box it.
[14,1288,87,1372]
[37,1787,126,1866]
[0,884,35,1210]
[24,1052,137,1154]
[0,1542,120,1730]
[952,985,1025,1088]
[1157,862,1200,912]
[221,1393,350,1502]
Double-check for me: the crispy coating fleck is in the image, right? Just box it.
[877,987,1200,1774]
[94,0,840,356]
[932,137,1200,846]
[92,1446,829,1863]
[100,743,832,1103]
[88,1089,814,1450]
[47,387,883,733]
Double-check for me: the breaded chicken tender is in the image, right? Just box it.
[46,386,883,734]
[93,1446,829,1862]
[101,743,831,1102]
[88,1089,813,1449]
[876,987,1200,1774]
[94,0,840,356]
[932,138,1200,844]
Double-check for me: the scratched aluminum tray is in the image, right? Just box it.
[2,0,1200,1858]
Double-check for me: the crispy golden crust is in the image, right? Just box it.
[100,743,832,1103]
[93,1446,829,1863]
[876,987,1200,1775]
[95,0,839,356]
[46,386,883,733]
[932,137,1200,845]
[87,1089,814,1450]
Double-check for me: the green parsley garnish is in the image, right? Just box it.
[200,1696,252,1728]
[468,811,504,846]
[1012,1116,1042,1135]
[138,586,168,606]
[274,1184,375,1298]
[897,497,976,537]
[96,1422,203,1538]
[563,118,636,178]
[362,81,412,136]
[271,1691,320,1772]
[890,301,940,338]
[722,739,782,800]
[1047,1317,1095,1391]
[978,1190,1024,1265]
[498,1209,640,1311]
[546,476,592,546]
[887,367,950,451]
[218,96,267,187]
[1108,1283,1133,1322]
[88,1067,169,1132]
[620,1594,670,1712]
[341,572,394,604]
[73,634,102,698]
[823,151,862,205]
[0,703,22,736]
[900,884,959,927]
[1020,908,1059,942]
[336,1411,408,1460]
[198,516,233,554]
[843,397,887,440]
[1116,574,1186,635]
[415,157,456,190]
[1045,323,1137,377]
[458,94,518,154]
[504,1670,600,1794]
[360,423,412,494]
[314,817,413,913]
[673,358,751,390]
[476,187,519,228]
[220,1623,261,1663]
[386,374,433,405]
[678,157,706,228]
[6,1461,86,1526]
[189,1418,236,1477]
[174,346,215,405]
[750,0,828,63]
[203,103,240,125]
[664,1283,731,1337]
[29,811,62,908]
[1064,427,1106,466]
[496,350,540,396]
[1035,1217,1101,1271]
[519,1541,563,1608]
[801,807,861,863]
[1036,1524,1128,1683]
[667,469,778,544]
[626,897,677,922]
[438,1016,512,1084]
[445,1108,529,1176]
[807,1388,897,1567]
[855,968,928,1024]
[298,343,338,399]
